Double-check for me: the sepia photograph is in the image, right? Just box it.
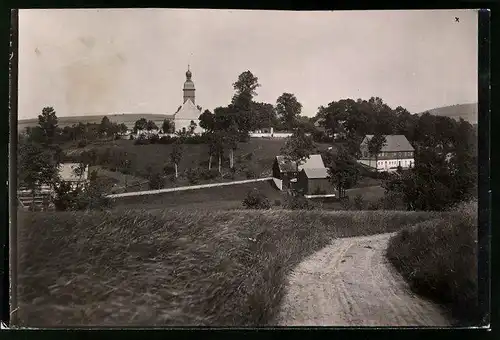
[12,8,485,328]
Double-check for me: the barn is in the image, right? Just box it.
[296,168,334,195]
[272,154,327,191]
[272,156,298,190]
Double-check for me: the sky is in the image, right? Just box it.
[18,9,478,120]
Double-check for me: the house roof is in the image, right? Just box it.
[59,163,89,182]
[275,154,326,173]
[175,99,201,120]
[363,135,414,152]
[302,167,330,179]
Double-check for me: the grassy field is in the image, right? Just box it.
[67,138,337,189]
[111,180,283,210]
[17,208,444,327]
[386,200,479,325]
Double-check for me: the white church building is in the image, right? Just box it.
[171,66,204,135]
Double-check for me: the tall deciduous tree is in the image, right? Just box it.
[38,106,59,145]
[231,71,261,133]
[227,120,240,169]
[276,93,302,130]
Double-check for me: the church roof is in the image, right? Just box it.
[175,98,201,120]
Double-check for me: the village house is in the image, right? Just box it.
[358,134,415,172]
[58,162,90,189]
[272,154,332,195]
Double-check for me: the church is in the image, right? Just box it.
[171,66,204,135]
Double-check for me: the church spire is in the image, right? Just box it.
[183,64,195,104]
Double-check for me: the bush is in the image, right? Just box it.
[284,195,316,210]
[53,179,112,212]
[201,169,219,180]
[159,136,177,144]
[353,194,365,210]
[274,199,282,207]
[77,140,88,148]
[150,134,160,144]
[242,189,271,210]
[134,135,150,145]
[186,168,201,185]
[245,169,257,179]
[148,172,165,190]
[387,200,480,325]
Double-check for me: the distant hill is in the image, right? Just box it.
[418,103,478,124]
[17,113,175,131]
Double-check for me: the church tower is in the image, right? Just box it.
[183,65,195,104]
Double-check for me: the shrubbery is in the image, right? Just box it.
[242,189,271,210]
[387,200,480,325]
[283,194,317,210]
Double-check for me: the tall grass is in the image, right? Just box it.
[17,208,443,327]
[386,200,479,325]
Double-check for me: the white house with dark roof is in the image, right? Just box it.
[358,134,415,172]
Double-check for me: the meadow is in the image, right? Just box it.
[386,200,479,325]
[17,208,443,327]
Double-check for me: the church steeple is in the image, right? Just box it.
[183,64,195,104]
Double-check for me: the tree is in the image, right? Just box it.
[325,146,360,199]
[231,71,261,133]
[280,128,315,168]
[232,70,261,104]
[367,134,387,170]
[161,119,173,134]
[133,118,148,133]
[227,120,240,169]
[189,120,198,135]
[18,140,60,209]
[170,140,183,178]
[38,106,59,145]
[118,123,128,135]
[276,93,302,130]
[199,109,215,132]
[252,102,278,129]
[146,120,158,132]
[99,116,113,137]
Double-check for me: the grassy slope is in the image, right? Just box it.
[71,139,334,183]
[386,201,479,325]
[111,180,283,210]
[17,208,444,327]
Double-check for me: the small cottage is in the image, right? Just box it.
[296,167,334,195]
[58,162,90,189]
[272,154,327,190]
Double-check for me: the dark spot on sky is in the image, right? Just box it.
[455,17,460,22]
[79,36,96,49]
[35,48,41,56]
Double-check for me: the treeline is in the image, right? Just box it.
[23,108,129,146]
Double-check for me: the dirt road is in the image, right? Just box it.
[276,233,452,327]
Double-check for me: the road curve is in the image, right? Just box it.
[275,233,452,327]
